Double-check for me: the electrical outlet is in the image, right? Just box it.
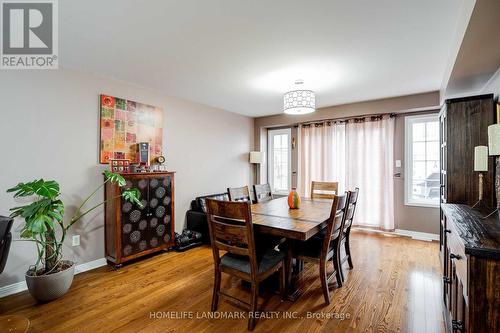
[395,160,402,168]
[72,235,80,247]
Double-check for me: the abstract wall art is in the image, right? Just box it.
[99,94,163,164]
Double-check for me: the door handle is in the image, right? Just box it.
[450,253,462,260]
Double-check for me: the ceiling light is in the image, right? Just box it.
[283,80,316,115]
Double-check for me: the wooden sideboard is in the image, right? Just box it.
[104,172,175,267]
[440,204,500,333]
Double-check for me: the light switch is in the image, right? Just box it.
[395,160,402,168]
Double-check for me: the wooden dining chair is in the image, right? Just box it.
[228,186,252,202]
[310,181,339,199]
[338,188,359,281]
[295,193,350,305]
[253,183,273,203]
[206,199,285,331]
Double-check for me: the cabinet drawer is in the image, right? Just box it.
[447,226,468,298]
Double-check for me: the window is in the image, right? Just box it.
[268,128,291,194]
[405,115,440,207]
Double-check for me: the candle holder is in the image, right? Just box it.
[471,173,484,208]
[484,156,500,218]
[472,145,488,210]
[485,103,500,218]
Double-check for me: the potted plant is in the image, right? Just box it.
[7,171,142,302]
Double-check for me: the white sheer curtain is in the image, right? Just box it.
[297,122,346,198]
[346,117,395,230]
[297,116,395,231]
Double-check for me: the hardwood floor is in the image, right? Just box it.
[0,230,444,333]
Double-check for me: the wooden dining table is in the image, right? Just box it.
[251,196,334,299]
[252,196,333,241]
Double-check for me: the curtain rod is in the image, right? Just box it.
[292,109,438,127]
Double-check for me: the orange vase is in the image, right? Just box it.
[287,188,301,209]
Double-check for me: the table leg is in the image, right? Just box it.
[284,239,302,301]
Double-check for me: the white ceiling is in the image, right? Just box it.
[60,0,466,117]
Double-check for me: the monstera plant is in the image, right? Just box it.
[7,171,142,301]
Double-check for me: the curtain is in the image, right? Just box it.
[346,117,395,230]
[297,116,395,231]
[297,122,346,198]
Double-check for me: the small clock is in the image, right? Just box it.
[157,156,165,164]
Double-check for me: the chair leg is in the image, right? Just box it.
[319,258,330,305]
[345,235,353,269]
[211,269,221,311]
[278,265,285,300]
[248,282,259,330]
[337,254,345,283]
[332,252,343,287]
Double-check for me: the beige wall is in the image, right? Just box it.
[481,68,500,97]
[254,92,440,234]
[0,69,253,287]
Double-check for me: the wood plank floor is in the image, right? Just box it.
[0,230,444,333]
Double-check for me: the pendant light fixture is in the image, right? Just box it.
[283,80,316,115]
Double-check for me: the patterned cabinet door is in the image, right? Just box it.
[121,177,150,257]
[148,175,173,247]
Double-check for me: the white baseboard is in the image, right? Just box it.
[0,257,107,299]
[74,258,107,274]
[0,280,27,299]
[353,227,439,242]
[394,229,439,242]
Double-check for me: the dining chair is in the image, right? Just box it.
[295,193,350,305]
[310,181,339,199]
[253,183,273,203]
[338,188,359,281]
[206,199,285,331]
[227,186,252,202]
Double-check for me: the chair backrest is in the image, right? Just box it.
[0,216,14,274]
[311,181,339,199]
[321,193,349,256]
[343,187,360,234]
[205,199,258,275]
[227,186,252,202]
[253,183,273,203]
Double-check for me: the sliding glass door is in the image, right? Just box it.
[268,128,292,194]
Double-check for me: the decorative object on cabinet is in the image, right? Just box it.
[472,146,488,208]
[109,159,131,173]
[104,172,175,268]
[6,171,141,301]
[486,103,500,217]
[152,155,167,172]
[136,142,150,165]
[99,94,163,164]
[441,204,500,333]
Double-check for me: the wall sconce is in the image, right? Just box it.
[486,103,500,217]
[472,145,488,208]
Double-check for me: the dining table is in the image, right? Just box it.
[251,196,334,300]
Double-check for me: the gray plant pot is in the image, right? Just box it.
[25,260,75,302]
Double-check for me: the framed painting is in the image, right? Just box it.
[99,94,163,164]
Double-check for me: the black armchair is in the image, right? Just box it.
[0,216,13,274]
[186,193,229,243]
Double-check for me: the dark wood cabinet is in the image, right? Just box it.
[104,172,175,267]
[439,94,498,332]
[441,204,500,333]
